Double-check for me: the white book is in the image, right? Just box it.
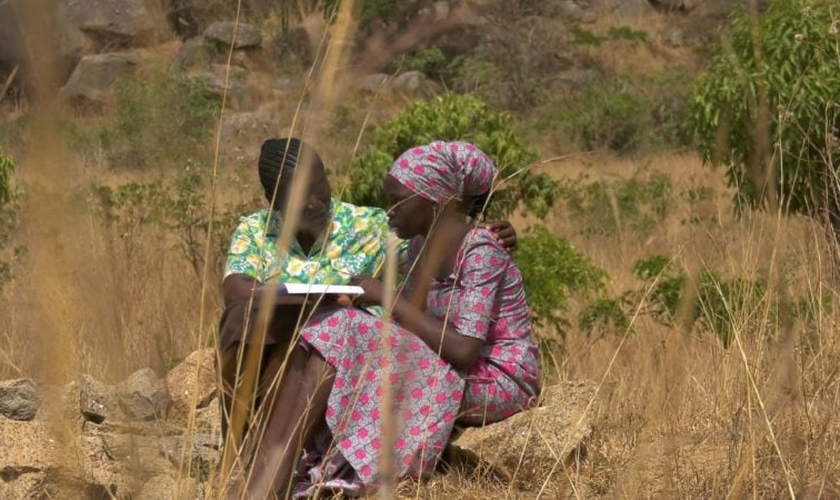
[282,283,365,295]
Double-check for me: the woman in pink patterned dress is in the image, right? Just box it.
[244,141,540,499]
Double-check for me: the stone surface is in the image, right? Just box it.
[454,381,597,482]
[117,368,170,421]
[0,471,46,500]
[79,374,121,425]
[165,348,217,427]
[190,69,247,103]
[135,473,176,500]
[203,21,262,49]
[59,53,136,106]
[0,378,40,421]
[0,418,58,473]
[172,36,211,71]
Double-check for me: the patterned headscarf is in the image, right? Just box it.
[388,141,497,205]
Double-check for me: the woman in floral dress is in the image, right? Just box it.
[245,141,541,499]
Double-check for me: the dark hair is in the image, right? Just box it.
[467,191,491,221]
[258,137,323,200]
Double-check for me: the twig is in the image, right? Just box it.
[0,65,19,106]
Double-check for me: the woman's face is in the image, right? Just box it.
[384,175,434,239]
[271,165,332,233]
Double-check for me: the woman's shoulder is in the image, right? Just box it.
[464,227,504,250]
[336,199,387,219]
[457,227,509,263]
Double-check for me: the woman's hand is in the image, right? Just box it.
[485,220,518,253]
[349,276,385,307]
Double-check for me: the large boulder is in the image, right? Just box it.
[59,53,136,107]
[0,378,40,421]
[117,368,170,421]
[78,374,122,424]
[452,380,597,486]
[165,348,217,427]
[203,21,262,50]
[57,0,170,52]
[0,0,170,93]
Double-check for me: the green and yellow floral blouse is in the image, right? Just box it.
[224,198,403,285]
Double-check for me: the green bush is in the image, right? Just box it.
[517,225,609,366]
[99,73,220,169]
[531,77,649,153]
[596,254,828,347]
[0,149,21,288]
[91,166,257,279]
[340,93,559,218]
[386,46,463,85]
[560,172,672,238]
[517,226,608,331]
[691,0,840,236]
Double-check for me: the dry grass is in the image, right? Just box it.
[2,3,840,499]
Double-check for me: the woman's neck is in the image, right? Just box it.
[423,216,471,279]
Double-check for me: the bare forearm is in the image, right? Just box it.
[392,297,480,371]
[223,275,307,308]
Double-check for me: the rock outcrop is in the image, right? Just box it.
[0,349,596,498]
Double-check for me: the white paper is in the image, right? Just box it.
[282,283,365,295]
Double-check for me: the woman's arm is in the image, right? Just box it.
[222,274,308,308]
[392,295,483,371]
[350,276,483,371]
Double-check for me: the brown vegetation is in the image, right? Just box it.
[2,1,839,498]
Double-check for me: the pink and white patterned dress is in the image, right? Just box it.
[294,228,540,497]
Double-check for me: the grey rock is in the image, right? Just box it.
[667,27,686,47]
[172,36,211,72]
[165,348,217,427]
[189,70,247,102]
[59,53,136,106]
[58,0,169,51]
[357,73,392,93]
[392,71,425,93]
[0,378,40,421]
[117,368,170,421]
[549,1,599,24]
[453,381,597,479]
[79,374,120,424]
[0,470,46,500]
[219,111,280,144]
[203,22,262,49]
[274,74,305,92]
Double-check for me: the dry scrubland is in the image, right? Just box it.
[2,4,840,499]
[4,144,839,497]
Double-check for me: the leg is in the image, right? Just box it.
[246,346,335,499]
[217,301,299,484]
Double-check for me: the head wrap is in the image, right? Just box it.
[258,137,323,199]
[388,141,497,205]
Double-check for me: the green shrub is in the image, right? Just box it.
[607,26,648,44]
[532,77,649,153]
[517,225,609,366]
[99,73,220,169]
[690,0,840,237]
[91,166,257,279]
[387,46,462,84]
[0,149,21,288]
[561,172,672,238]
[605,254,826,347]
[340,93,559,218]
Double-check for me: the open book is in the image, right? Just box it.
[281,283,365,295]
